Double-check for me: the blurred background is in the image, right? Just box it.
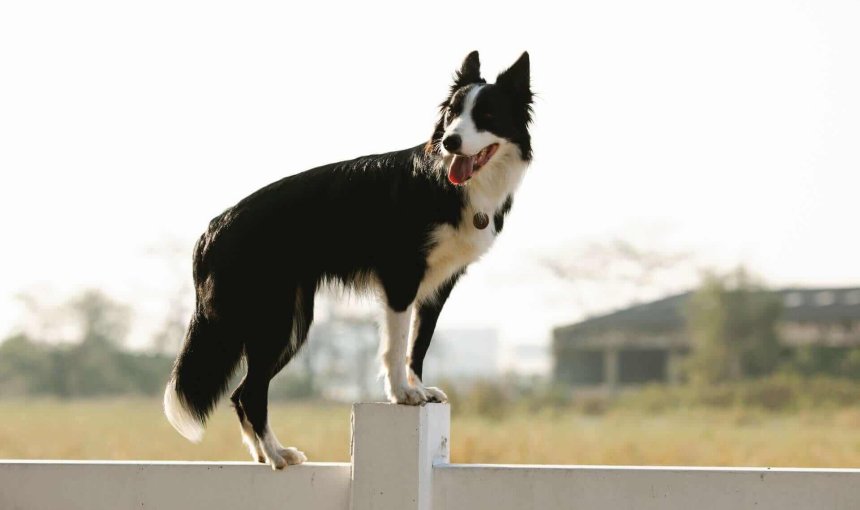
[1,0,859,466]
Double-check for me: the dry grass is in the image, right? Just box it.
[0,399,352,462]
[452,408,860,467]
[1,399,859,467]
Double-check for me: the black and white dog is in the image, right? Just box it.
[164,51,533,469]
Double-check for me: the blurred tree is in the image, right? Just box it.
[62,290,132,395]
[1,289,179,397]
[69,289,131,348]
[0,334,53,395]
[684,268,782,384]
[790,345,860,380]
[840,349,860,380]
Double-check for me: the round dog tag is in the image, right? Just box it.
[473,212,490,230]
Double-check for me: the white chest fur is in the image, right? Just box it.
[416,149,527,304]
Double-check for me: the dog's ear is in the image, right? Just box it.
[429,51,485,154]
[453,50,483,88]
[496,51,531,99]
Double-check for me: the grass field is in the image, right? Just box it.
[2,399,860,467]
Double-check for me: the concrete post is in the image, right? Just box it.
[351,403,450,510]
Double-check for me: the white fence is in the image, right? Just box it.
[2,403,860,510]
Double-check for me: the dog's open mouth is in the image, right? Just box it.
[448,143,499,185]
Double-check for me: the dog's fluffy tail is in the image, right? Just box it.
[164,311,243,442]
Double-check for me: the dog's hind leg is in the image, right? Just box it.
[234,286,313,470]
[230,379,265,463]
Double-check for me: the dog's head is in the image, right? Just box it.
[428,51,533,185]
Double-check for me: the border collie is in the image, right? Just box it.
[164,51,533,469]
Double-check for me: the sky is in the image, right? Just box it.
[1,0,859,355]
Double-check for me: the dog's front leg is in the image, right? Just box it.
[406,307,448,404]
[406,275,460,403]
[382,304,429,405]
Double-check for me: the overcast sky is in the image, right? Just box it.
[1,0,858,351]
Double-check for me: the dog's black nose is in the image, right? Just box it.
[442,134,461,152]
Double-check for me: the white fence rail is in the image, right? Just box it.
[2,403,860,510]
[0,461,349,510]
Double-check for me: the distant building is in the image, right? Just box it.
[552,287,860,389]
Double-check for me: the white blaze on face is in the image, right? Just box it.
[443,85,503,156]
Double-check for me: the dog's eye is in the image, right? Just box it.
[481,112,493,120]
[445,110,454,123]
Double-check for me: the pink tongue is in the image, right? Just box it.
[448,155,474,185]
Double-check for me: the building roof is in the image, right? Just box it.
[555,293,689,338]
[555,287,860,340]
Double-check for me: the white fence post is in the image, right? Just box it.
[350,402,450,510]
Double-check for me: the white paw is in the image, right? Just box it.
[267,451,288,470]
[406,367,447,403]
[279,447,307,466]
[386,380,429,405]
[265,447,306,470]
[424,386,448,403]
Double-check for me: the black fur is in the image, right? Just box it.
[494,195,514,234]
[409,269,464,381]
[167,51,533,450]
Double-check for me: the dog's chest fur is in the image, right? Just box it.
[416,154,527,303]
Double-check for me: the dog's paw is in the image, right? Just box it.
[266,447,306,470]
[424,386,448,403]
[268,452,287,470]
[278,447,307,466]
[386,381,429,405]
